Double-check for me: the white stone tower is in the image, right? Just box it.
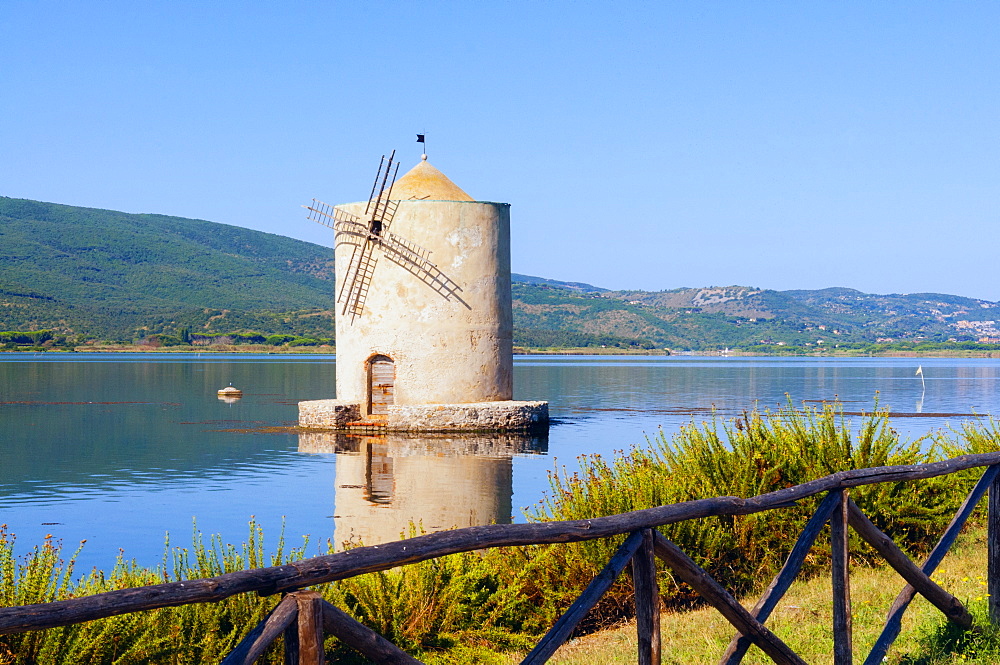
[299,155,547,432]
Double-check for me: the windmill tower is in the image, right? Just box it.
[299,150,547,432]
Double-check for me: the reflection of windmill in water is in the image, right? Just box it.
[298,430,547,549]
[305,151,467,323]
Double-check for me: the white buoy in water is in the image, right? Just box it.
[217,385,242,398]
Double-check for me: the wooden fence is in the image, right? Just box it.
[5,452,1000,664]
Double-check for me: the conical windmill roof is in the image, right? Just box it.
[388,158,474,201]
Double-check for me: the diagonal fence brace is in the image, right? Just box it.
[721,490,842,664]
[652,532,807,665]
[221,593,299,665]
[847,499,972,629]
[521,530,645,665]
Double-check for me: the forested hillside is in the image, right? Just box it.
[3,196,998,350]
[0,197,336,340]
[512,283,1000,350]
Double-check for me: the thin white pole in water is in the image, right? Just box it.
[915,366,926,412]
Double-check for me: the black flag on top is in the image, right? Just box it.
[416,134,425,143]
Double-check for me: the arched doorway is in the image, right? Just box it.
[367,355,395,418]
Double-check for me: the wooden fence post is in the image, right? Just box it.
[632,528,661,665]
[652,533,807,665]
[989,465,1000,624]
[831,489,852,665]
[295,590,326,665]
[721,490,841,665]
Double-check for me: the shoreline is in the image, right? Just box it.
[2,345,998,358]
[518,347,1000,358]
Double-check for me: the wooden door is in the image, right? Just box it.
[368,355,395,417]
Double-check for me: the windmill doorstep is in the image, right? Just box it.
[298,154,549,433]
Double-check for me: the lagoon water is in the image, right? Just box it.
[1,353,998,571]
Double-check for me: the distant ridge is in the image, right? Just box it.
[512,283,1000,350]
[2,196,998,349]
[511,274,606,293]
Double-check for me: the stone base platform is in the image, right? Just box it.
[298,399,548,432]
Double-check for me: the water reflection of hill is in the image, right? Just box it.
[298,432,547,549]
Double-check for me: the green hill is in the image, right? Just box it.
[0,196,335,340]
[509,273,606,293]
[3,196,998,351]
[511,283,1000,351]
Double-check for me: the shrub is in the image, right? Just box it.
[0,331,53,345]
[0,522,307,664]
[522,401,978,624]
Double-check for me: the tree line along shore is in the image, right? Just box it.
[4,329,1000,357]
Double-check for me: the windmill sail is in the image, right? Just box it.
[337,242,379,318]
[303,198,339,229]
[380,232,466,306]
[305,150,466,321]
[365,151,400,237]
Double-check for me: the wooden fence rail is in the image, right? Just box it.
[4,452,1000,664]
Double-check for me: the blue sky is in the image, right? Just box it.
[2,2,998,299]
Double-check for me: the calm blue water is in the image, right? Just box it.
[1,353,997,570]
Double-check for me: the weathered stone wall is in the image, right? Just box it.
[297,399,360,429]
[387,400,548,432]
[297,399,548,432]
